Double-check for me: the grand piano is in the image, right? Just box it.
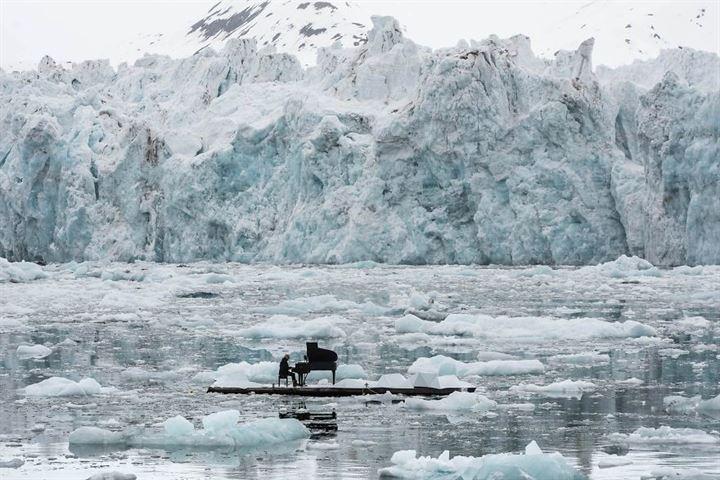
[292,342,338,386]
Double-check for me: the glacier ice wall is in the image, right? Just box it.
[0,17,718,265]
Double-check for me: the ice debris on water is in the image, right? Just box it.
[86,472,137,480]
[510,380,598,398]
[664,394,720,414]
[24,377,115,397]
[378,441,584,479]
[16,344,52,359]
[0,258,47,283]
[396,313,656,341]
[69,411,310,448]
[0,458,25,468]
[608,426,720,444]
[408,355,545,377]
[404,392,497,413]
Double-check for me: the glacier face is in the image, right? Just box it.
[0,17,718,265]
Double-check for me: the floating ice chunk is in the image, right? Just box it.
[352,439,377,446]
[658,348,689,358]
[674,316,711,331]
[617,378,644,386]
[408,355,544,377]
[86,472,137,480]
[0,458,24,468]
[255,294,389,316]
[16,344,52,359]
[549,352,609,365]
[69,427,125,445]
[664,394,720,414]
[525,440,543,455]
[202,410,240,433]
[598,455,632,468]
[163,415,195,436]
[309,441,340,450]
[378,441,583,479]
[70,413,309,449]
[584,255,661,278]
[647,466,715,479]
[25,377,110,397]
[0,257,47,283]
[236,315,346,339]
[121,367,180,383]
[608,426,719,444]
[404,392,497,412]
[510,380,597,398]
[396,313,656,341]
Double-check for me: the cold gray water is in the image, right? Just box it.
[1,261,719,479]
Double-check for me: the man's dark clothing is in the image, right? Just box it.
[279,357,297,386]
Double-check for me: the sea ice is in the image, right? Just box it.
[396,313,656,341]
[608,426,720,444]
[510,380,597,398]
[408,355,545,377]
[86,473,137,480]
[25,377,112,397]
[0,257,47,283]
[70,412,310,449]
[235,315,347,339]
[16,343,52,359]
[404,392,497,413]
[378,441,584,479]
[0,458,25,468]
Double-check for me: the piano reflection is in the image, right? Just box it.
[292,342,338,386]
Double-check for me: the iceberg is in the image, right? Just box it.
[378,441,585,479]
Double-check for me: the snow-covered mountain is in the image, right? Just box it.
[0,14,718,266]
[120,1,370,67]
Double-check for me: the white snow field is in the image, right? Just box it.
[1,15,719,266]
[0,260,719,479]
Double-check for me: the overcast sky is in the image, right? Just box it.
[1,0,718,70]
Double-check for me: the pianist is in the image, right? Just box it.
[279,353,298,387]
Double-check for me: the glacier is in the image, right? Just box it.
[0,16,718,265]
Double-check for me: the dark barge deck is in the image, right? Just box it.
[207,386,475,397]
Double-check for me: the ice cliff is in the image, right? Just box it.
[1,17,718,265]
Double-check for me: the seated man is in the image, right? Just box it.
[278,353,297,387]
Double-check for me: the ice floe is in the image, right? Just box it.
[235,315,347,339]
[25,377,115,397]
[582,255,661,278]
[0,458,25,468]
[510,380,597,398]
[408,355,544,377]
[378,441,584,479]
[69,411,310,449]
[404,392,497,412]
[16,343,52,359]
[664,394,720,414]
[86,473,137,480]
[0,257,47,283]
[395,313,656,341]
[609,426,720,444]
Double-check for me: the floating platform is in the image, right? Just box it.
[207,385,475,397]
